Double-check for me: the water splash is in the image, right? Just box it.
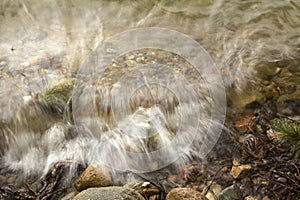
[0,0,300,182]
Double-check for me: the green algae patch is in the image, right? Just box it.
[41,78,76,115]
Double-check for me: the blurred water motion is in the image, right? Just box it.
[0,0,300,177]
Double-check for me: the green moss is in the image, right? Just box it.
[41,78,76,115]
[272,118,300,153]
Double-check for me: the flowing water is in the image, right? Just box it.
[0,0,300,181]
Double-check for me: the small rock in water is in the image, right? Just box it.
[166,188,207,200]
[75,164,113,192]
[231,164,252,179]
[219,184,242,200]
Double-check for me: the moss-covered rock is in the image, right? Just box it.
[41,78,76,116]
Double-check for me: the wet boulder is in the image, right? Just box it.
[75,164,113,192]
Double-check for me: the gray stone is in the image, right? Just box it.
[73,186,145,200]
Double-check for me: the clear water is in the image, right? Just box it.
[0,0,300,179]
